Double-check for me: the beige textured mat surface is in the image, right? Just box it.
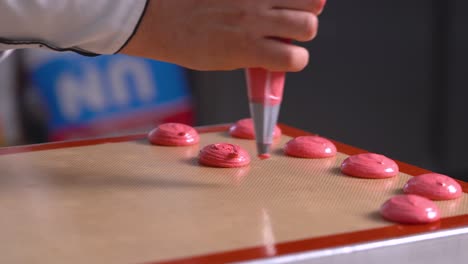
[0,132,467,264]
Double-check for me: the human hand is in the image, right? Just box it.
[121,0,326,72]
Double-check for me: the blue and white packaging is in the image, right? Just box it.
[24,50,193,141]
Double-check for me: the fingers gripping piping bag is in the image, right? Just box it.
[246,68,285,158]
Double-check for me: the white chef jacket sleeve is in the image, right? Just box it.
[0,0,148,56]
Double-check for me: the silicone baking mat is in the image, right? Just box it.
[0,125,467,264]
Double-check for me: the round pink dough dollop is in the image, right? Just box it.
[380,194,441,224]
[284,136,337,158]
[341,153,399,179]
[199,143,251,168]
[403,173,462,200]
[229,118,282,140]
[148,123,199,146]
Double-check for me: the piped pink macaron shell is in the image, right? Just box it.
[341,153,399,179]
[404,173,462,200]
[380,194,441,224]
[284,136,337,158]
[229,118,282,140]
[148,123,199,146]
[199,143,251,168]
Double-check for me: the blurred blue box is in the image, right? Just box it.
[25,51,193,140]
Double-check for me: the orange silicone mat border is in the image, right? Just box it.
[0,124,467,264]
[0,125,228,156]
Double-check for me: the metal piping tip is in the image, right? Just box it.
[257,143,271,156]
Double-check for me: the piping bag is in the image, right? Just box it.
[245,68,285,158]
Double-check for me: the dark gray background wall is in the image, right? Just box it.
[190,0,468,181]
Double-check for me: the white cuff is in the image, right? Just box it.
[0,0,148,55]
